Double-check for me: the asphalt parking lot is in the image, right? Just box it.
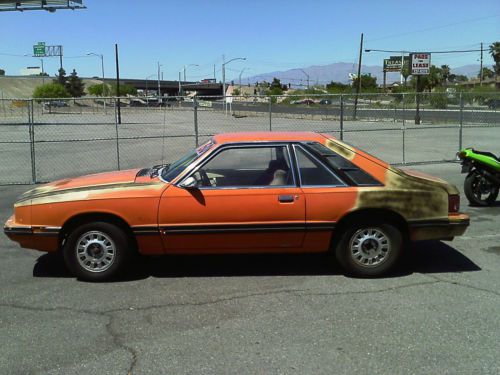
[1,162,499,375]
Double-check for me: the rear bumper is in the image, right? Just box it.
[4,215,60,252]
[408,214,470,241]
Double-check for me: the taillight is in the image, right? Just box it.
[449,195,460,213]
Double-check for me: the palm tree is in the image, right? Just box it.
[489,42,500,88]
[441,65,450,86]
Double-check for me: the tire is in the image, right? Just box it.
[335,221,403,277]
[63,222,132,281]
[464,170,499,206]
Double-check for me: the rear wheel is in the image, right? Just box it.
[464,170,499,206]
[335,222,403,277]
[63,222,132,281]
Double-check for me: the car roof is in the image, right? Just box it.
[212,131,330,144]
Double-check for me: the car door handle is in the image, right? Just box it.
[278,195,295,203]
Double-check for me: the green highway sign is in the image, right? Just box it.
[33,42,46,57]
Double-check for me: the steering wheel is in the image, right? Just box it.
[193,169,211,187]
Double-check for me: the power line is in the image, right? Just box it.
[365,48,483,54]
[366,14,500,43]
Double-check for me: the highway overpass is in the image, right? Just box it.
[103,78,223,97]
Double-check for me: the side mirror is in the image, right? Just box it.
[179,176,198,189]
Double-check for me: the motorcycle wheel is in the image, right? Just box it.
[464,170,499,206]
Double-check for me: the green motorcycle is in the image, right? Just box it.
[457,148,500,206]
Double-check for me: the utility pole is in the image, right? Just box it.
[115,44,121,124]
[353,32,364,120]
[383,68,386,92]
[214,64,216,81]
[480,42,483,86]
[415,75,421,124]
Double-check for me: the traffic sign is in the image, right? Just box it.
[33,42,46,57]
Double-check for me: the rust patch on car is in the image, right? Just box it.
[355,169,449,220]
[15,182,164,207]
[325,139,355,161]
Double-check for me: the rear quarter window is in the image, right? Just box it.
[305,142,381,186]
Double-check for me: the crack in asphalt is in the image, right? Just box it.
[0,302,138,375]
[2,278,497,374]
[425,274,500,298]
[106,313,139,375]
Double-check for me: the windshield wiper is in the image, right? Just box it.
[149,164,170,178]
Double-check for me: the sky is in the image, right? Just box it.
[0,0,499,81]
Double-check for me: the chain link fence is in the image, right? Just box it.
[0,92,499,184]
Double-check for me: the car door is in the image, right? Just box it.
[158,143,306,253]
[293,144,359,252]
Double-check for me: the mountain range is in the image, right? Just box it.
[239,62,481,87]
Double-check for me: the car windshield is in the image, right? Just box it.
[160,140,214,181]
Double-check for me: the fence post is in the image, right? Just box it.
[114,98,121,170]
[29,99,37,183]
[340,94,344,141]
[194,97,199,147]
[402,94,406,165]
[394,99,397,123]
[459,92,463,152]
[269,96,272,131]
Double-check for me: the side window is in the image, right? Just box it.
[306,142,381,186]
[294,146,345,186]
[192,146,294,188]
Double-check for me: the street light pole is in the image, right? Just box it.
[145,74,155,103]
[299,69,310,89]
[40,58,45,84]
[24,53,45,84]
[157,62,162,104]
[178,71,182,96]
[87,52,106,111]
[183,64,199,82]
[222,56,246,111]
[239,68,248,88]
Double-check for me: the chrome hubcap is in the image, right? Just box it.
[76,231,116,273]
[349,228,391,267]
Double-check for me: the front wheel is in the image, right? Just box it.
[464,170,499,206]
[63,222,132,281]
[335,222,403,277]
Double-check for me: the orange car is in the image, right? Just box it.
[4,132,469,281]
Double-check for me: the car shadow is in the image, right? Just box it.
[467,201,500,208]
[33,240,480,281]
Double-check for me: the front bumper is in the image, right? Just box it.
[408,213,470,241]
[4,215,61,252]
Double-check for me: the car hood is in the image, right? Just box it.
[15,169,164,206]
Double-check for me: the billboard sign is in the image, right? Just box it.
[384,56,411,72]
[410,53,431,75]
[384,56,403,72]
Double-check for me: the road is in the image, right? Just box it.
[1,163,499,374]
[221,102,500,124]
